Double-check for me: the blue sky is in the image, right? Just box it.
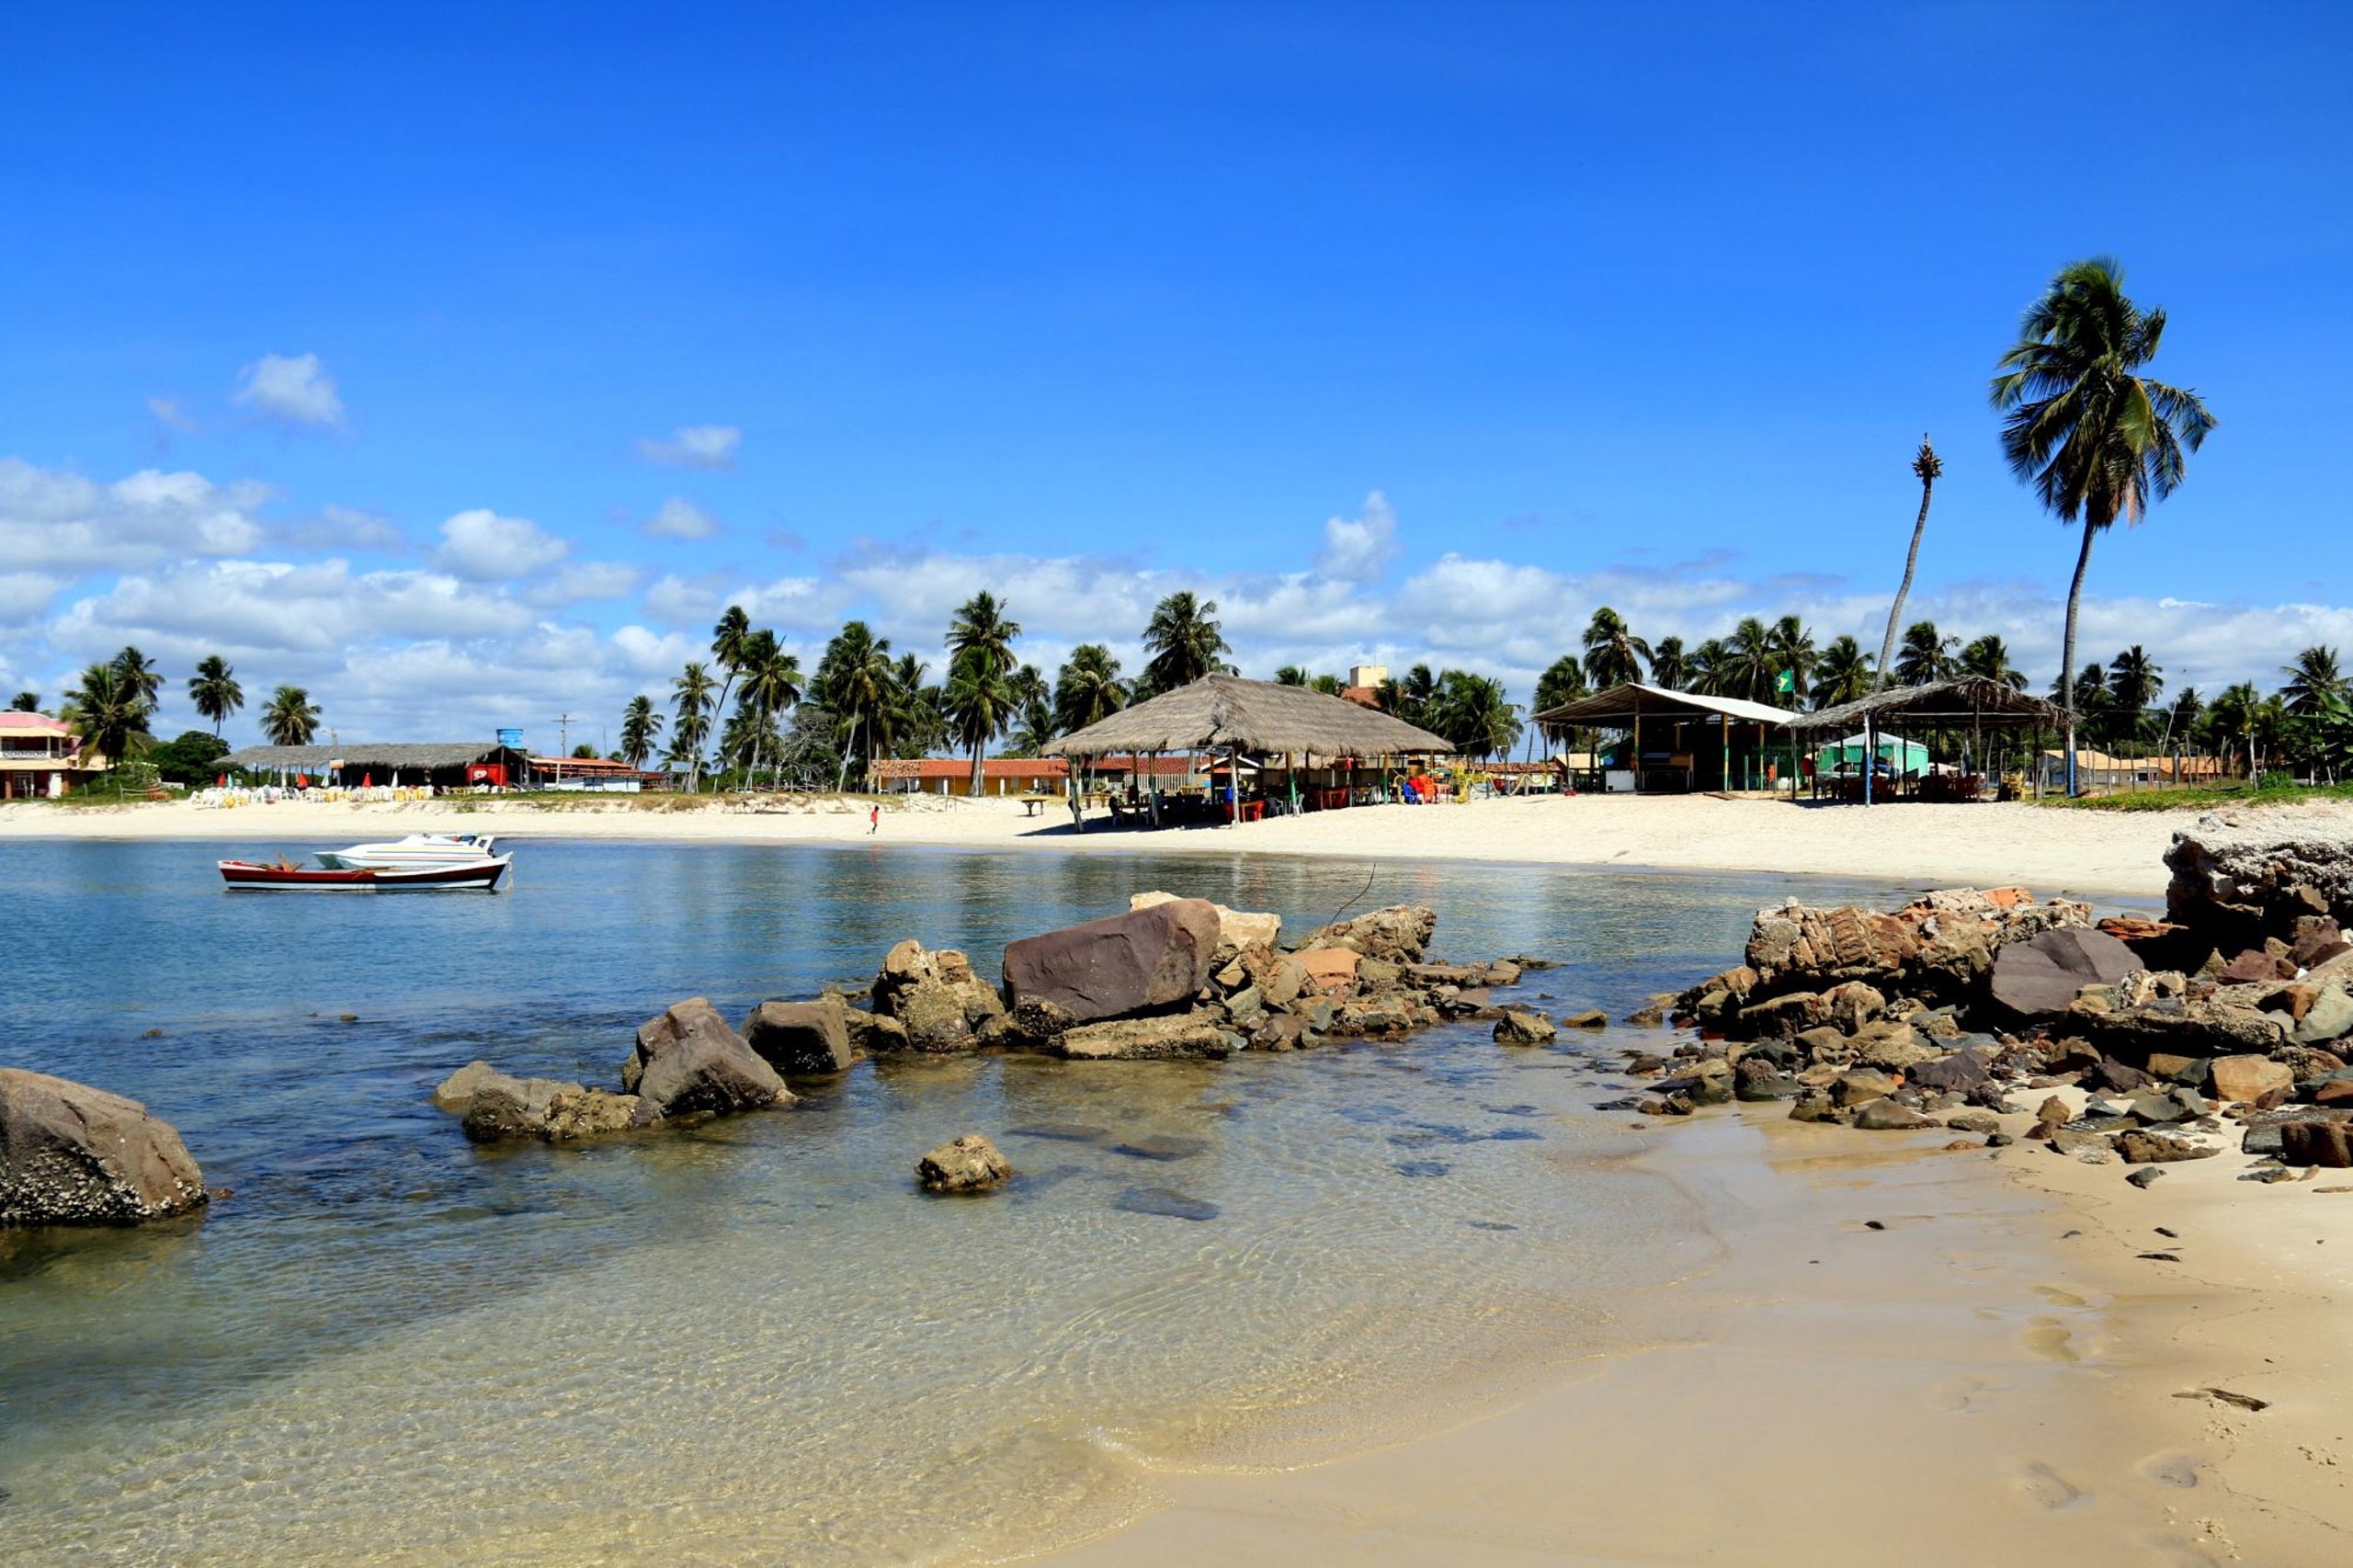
[4,2,2347,747]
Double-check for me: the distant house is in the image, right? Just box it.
[525,755,666,793]
[222,742,529,790]
[2034,748,2227,791]
[0,711,101,799]
[870,757,1074,796]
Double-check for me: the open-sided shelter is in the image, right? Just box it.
[1527,681,1790,792]
[1784,677,2064,802]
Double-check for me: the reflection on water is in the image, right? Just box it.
[0,840,1918,1564]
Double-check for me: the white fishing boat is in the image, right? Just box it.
[313,832,500,871]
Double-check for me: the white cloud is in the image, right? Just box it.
[233,352,345,426]
[635,425,741,470]
[0,458,270,572]
[146,396,199,433]
[433,508,569,581]
[644,497,722,540]
[527,561,641,608]
[1315,490,1400,582]
[0,573,65,628]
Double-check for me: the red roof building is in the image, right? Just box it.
[0,711,99,800]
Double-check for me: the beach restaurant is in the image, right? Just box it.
[1786,677,2064,802]
[1047,674,1453,824]
[1527,682,1791,793]
[221,741,530,791]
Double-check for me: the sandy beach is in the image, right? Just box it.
[1036,1099,2350,1567]
[0,792,2201,896]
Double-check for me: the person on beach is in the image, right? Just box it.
[869,805,879,835]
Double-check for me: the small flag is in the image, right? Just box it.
[1774,668,1795,695]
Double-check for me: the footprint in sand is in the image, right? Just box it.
[2137,1450,2203,1488]
[2032,1284,2088,1308]
[2018,1460,2088,1510]
[1924,1373,2002,1415]
[2022,1318,2081,1363]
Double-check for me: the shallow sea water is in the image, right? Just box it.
[0,839,1921,1564]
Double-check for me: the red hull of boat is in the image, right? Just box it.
[218,858,508,892]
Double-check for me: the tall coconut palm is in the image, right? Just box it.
[1811,636,1874,709]
[1580,608,1651,689]
[2107,644,2165,740]
[1647,637,1688,691]
[8,692,37,713]
[1273,665,1310,687]
[1721,617,1778,703]
[945,592,1024,793]
[619,694,664,767]
[259,684,321,746]
[1872,437,1943,693]
[1532,653,1587,744]
[109,646,165,718]
[63,662,150,766]
[1686,638,1733,697]
[2280,645,2345,717]
[1893,620,1956,686]
[735,631,803,787]
[696,605,751,791]
[1433,670,1521,760]
[1957,634,2027,690]
[669,662,718,790]
[813,621,898,788]
[889,653,942,756]
[1142,591,1232,694]
[1991,257,2215,791]
[1376,664,1438,730]
[1053,644,1128,736]
[187,654,243,736]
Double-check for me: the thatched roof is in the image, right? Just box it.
[1047,675,1453,759]
[1529,681,1790,730]
[222,743,520,771]
[1786,677,2063,734]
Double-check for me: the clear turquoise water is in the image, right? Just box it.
[0,841,1921,1564]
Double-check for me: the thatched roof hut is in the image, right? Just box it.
[1786,677,2063,734]
[1047,675,1452,760]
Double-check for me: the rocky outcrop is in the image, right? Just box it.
[1494,1009,1557,1045]
[440,1062,659,1142]
[0,1069,208,1227]
[1130,891,1279,962]
[1296,904,1438,964]
[872,941,1006,1052]
[1989,928,2143,1017]
[1053,1014,1237,1061]
[624,997,792,1116]
[916,1134,1011,1192]
[1001,900,1222,1025]
[743,994,857,1074]
[2165,806,2353,936]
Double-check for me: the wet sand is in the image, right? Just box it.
[1033,1106,2348,1567]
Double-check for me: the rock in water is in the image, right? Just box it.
[871,941,1006,1052]
[1114,1186,1221,1221]
[1129,891,1280,961]
[1493,1009,1558,1045]
[1001,900,1222,1024]
[1296,904,1438,963]
[0,1068,208,1226]
[431,1060,503,1111]
[1052,1014,1234,1061]
[743,994,856,1074]
[624,998,791,1117]
[1990,928,2144,1017]
[916,1134,1012,1192]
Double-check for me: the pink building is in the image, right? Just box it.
[0,712,99,800]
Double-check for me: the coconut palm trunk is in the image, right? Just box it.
[1872,437,1940,694]
[2059,517,2097,796]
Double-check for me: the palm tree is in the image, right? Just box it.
[8,692,37,712]
[1767,616,1816,707]
[1686,638,1733,697]
[63,663,151,766]
[2107,645,2165,742]
[187,654,243,736]
[1274,665,1310,687]
[1811,636,1873,709]
[670,662,718,790]
[692,606,752,790]
[1721,617,1777,703]
[941,593,1024,792]
[1992,256,2216,790]
[1893,620,1956,687]
[259,685,321,746]
[1053,644,1129,736]
[1872,437,1943,693]
[813,622,899,788]
[1580,608,1651,689]
[1309,673,1344,696]
[1142,591,1232,694]
[1646,637,1688,691]
[735,631,803,787]
[109,647,165,718]
[1957,634,2027,690]
[619,694,664,767]
[1432,670,1521,759]
[2280,645,2345,717]
[1377,664,1438,729]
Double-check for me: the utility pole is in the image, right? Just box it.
[553,713,577,782]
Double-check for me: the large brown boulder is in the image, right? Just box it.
[623,997,791,1116]
[1990,928,2144,1017]
[1002,900,1222,1024]
[743,994,856,1074]
[1,1069,208,1227]
[872,941,1007,1051]
[1130,891,1279,961]
[1296,904,1438,963]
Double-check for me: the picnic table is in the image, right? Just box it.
[1017,792,1058,817]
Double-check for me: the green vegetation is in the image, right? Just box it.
[2046,777,2353,812]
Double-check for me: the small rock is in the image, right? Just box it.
[916,1134,1011,1193]
[1494,1009,1558,1046]
[1559,1009,1608,1029]
[1853,1097,1936,1131]
[2126,1166,2164,1187]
